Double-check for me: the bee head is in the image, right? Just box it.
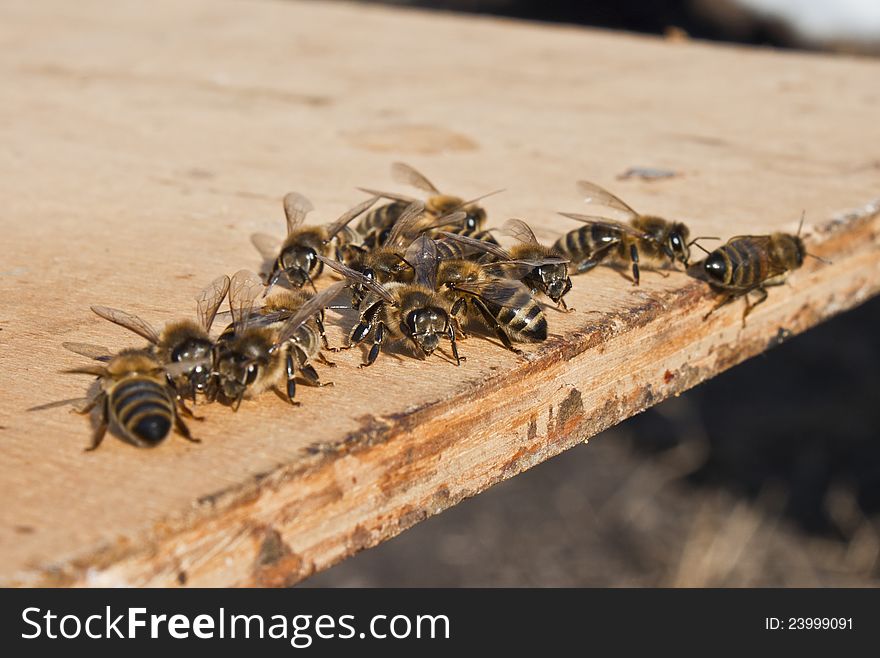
[213,340,267,408]
[463,206,486,232]
[404,307,447,355]
[280,246,321,287]
[170,337,215,394]
[535,262,571,302]
[666,223,691,265]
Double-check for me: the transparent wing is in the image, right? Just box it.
[436,231,512,260]
[90,306,160,345]
[315,256,397,304]
[282,191,314,235]
[325,195,380,240]
[501,218,539,245]
[391,162,440,195]
[576,180,639,219]
[251,232,281,261]
[452,278,535,309]
[386,200,427,248]
[418,210,467,232]
[228,269,265,333]
[446,188,505,212]
[405,235,439,291]
[356,187,418,204]
[276,281,349,345]
[557,213,648,239]
[482,257,570,281]
[196,274,231,332]
[28,396,93,412]
[62,341,113,361]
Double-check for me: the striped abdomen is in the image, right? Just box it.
[357,201,409,249]
[705,238,771,289]
[484,290,547,342]
[435,228,500,260]
[553,225,622,265]
[109,376,175,447]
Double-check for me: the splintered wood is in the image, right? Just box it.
[1,0,879,587]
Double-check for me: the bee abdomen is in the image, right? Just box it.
[111,377,174,446]
[490,299,547,342]
[358,201,407,234]
[724,239,768,288]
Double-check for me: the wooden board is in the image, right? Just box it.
[1,0,879,587]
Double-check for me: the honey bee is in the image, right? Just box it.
[436,259,549,354]
[556,180,697,285]
[212,270,348,409]
[61,343,199,450]
[687,215,819,326]
[251,193,378,294]
[356,162,501,248]
[439,218,572,310]
[89,275,230,404]
[316,238,465,367]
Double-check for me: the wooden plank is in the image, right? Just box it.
[1,0,879,587]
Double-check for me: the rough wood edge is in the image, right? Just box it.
[9,201,880,587]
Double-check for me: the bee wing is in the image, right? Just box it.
[482,257,570,281]
[90,306,161,345]
[557,213,648,239]
[324,195,380,241]
[419,210,468,232]
[315,256,397,304]
[576,180,639,219]
[436,231,512,260]
[251,232,282,261]
[196,274,231,332]
[452,278,535,309]
[28,396,94,412]
[501,218,539,245]
[405,235,439,291]
[62,341,113,361]
[448,188,505,211]
[228,269,265,333]
[356,187,419,204]
[386,200,427,248]
[391,162,441,195]
[282,192,314,235]
[275,281,349,345]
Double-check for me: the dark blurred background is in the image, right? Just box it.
[304,0,880,586]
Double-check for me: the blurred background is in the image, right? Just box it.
[303,0,880,586]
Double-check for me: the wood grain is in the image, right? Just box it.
[1,0,879,587]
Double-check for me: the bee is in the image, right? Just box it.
[687,215,820,326]
[439,218,573,310]
[436,259,549,354]
[357,161,501,248]
[340,201,466,308]
[89,275,230,404]
[212,270,348,409]
[317,237,465,367]
[251,193,378,294]
[61,343,199,451]
[556,180,699,285]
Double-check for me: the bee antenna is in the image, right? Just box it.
[395,255,415,271]
[797,210,806,238]
[687,237,716,255]
[806,252,831,265]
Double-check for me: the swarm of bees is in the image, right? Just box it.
[49,164,824,449]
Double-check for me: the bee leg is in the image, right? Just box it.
[557,279,574,313]
[471,298,523,355]
[293,346,332,387]
[447,323,465,366]
[630,244,640,286]
[84,394,109,452]
[264,267,284,297]
[703,292,738,321]
[174,414,200,444]
[315,310,335,353]
[360,322,385,368]
[741,287,769,327]
[575,243,614,274]
[450,297,470,339]
[176,398,204,422]
[316,352,337,368]
[285,352,302,406]
[348,300,382,350]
